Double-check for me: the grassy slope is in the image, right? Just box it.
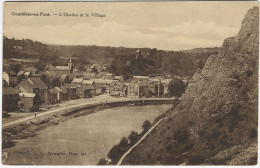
[122,7,259,165]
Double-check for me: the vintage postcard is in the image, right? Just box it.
[1,1,259,166]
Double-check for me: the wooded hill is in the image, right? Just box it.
[3,36,219,79]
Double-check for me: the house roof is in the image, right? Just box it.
[82,80,94,84]
[93,79,113,84]
[16,80,35,93]
[55,66,70,71]
[60,86,68,93]
[84,84,95,90]
[136,81,148,87]
[94,83,106,88]
[114,76,123,80]
[122,86,128,92]
[24,72,30,76]
[55,87,63,92]
[133,76,149,79]
[3,87,20,95]
[48,88,59,94]
[71,78,83,83]
[161,79,172,84]
[60,75,67,81]
[17,71,25,77]
[29,78,47,89]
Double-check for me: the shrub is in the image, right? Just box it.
[246,70,253,77]
[97,158,108,165]
[248,154,257,165]
[174,129,190,144]
[209,129,221,139]
[128,131,139,144]
[187,154,205,165]
[249,128,257,139]
[142,120,152,131]
[198,130,206,137]
[166,143,174,153]
[2,139,16,149]
[107,137,129,164]
[168,79,186,98]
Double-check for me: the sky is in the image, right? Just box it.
[3,1,258,51]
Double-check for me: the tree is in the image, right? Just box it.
[91,67,98,74]
[32,91,42,111]
[10,63,21,74]
[168,79,186,98]
[97,158,108,165]
[142,120,152,131]
[119,137,128,146]
[107,137,129,164]
[51,78,61,87]
[128,131,139,144]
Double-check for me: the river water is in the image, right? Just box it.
[3,104,172,165]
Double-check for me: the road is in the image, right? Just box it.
[3,96,175,129]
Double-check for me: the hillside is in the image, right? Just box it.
[109,48,219,80]
[3,36,219,79]
[122,7,258,165]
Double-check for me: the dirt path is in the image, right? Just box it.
[116,117,168,165]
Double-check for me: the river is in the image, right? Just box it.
[2,104,172,165]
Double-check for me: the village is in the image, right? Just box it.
[2,50,185,116]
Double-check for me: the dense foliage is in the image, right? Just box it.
[109,48,219,80]
[168,79,186,97]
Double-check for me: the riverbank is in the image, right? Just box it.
[3,94,176,128]
[2,98,178,150]
[98,100,180,165]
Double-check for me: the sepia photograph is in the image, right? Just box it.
[1,1,259,166]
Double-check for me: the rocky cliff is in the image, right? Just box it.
[122,7,259,165]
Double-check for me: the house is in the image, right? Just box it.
[92,79,114,93]
[60,85,69,101]
[148,80,164,97]
[161,79,172,96]
[66,84,77,100]
[17,71,25,80]
[3,87,20,112]
[16,78,47,93]
[94,83,106,93]
[94,85,102,95]
[49,59,73,76]
[133,76,149,81]
[48,88,59,104]
[114,76,124,81]
[72,78,84,84]
[79,84,95,98]
[13,46,22,50]
[31,72,42,80]
[16,78,48,105]
[2,72,9,86]
[108,81,127,97]
[127,82,149,98]
[103,73,114,80]
[82,80,94,85]
[59,74,68,84]
[54,66,71,76]
[19,92,35,111]
[9,71,18,87]
[149,74,165,80]
[24,72,31,78]
[55,87,63,103]
[133,76,149,84]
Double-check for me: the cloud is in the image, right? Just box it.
[4,20,239,50]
